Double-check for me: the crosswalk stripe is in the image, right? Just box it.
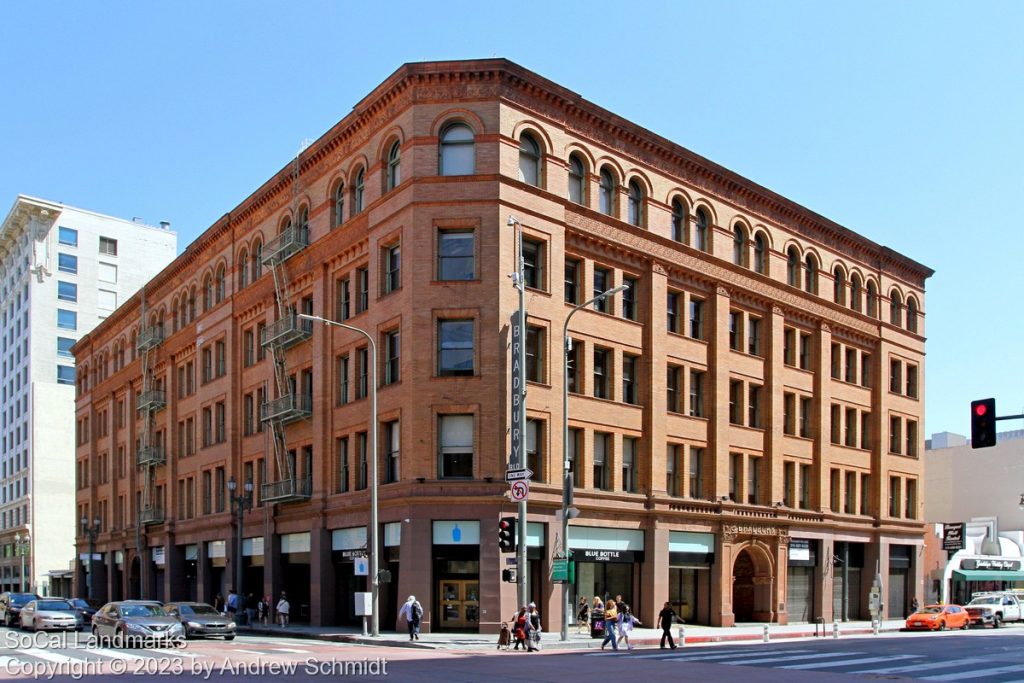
[20,648,82,665]
[922,665,1024,681]
[630,648,810,661]
[859,657,988,675]
[726,651,879,666]
[781,654,917,670]
[232,649,267,655]
[88,647,150,661]
[267,647,309,653]
[0,656,17,668]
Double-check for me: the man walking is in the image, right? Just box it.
[398,596,423,640]
[226,590,238,619]
[659,602,678,649]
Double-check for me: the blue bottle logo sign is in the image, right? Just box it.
[452,524,462,543]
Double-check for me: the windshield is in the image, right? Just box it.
[918,606,943,614]
[969,597,1000,605]
[69,599,90,608]
[10,595,35,606]
[121,604,165,617]
[189,605,221,616]
[38,601,72,610]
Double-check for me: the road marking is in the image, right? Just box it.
[781,654,918,670]
[923,665,1024,681]
[231,649,268,655]
[19,648,85,665]
[87,647,150,661]
[860,657,988,675]
[722,651,873,666]
[268,647,310,653]
[629,648,810,661]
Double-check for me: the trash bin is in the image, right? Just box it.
[591,610,605,638]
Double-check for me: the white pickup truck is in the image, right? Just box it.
[965,592,1023,628]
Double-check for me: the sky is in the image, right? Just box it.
[2,1,1021,437]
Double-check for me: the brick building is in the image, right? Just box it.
[73,59,931,631]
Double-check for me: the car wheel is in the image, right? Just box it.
[961,620,969,630]
[993,615,1002,629]
[225,635,235,641]
[938,621,946,631]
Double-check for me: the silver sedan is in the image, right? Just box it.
[19,600,80,631]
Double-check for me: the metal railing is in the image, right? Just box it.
[136,389,167,413]
[138,507,164,526]
[136,326,164,352]
[260,311,313,350]
[259,393,312,424]
[135,445,166,467]
[260,226,309,266]
[261,476,313,503]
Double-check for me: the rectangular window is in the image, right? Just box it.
[202,471,212,515]
[830,468,841,512]
[568,427,582,488]
[526,325,544,383]
[799,396,812,438]
[666,444,679,496]
[566,339,580,394]
[844,471,856,514]
[845,407,857,447]
[243,394,254,436]
[337,355,350,405]
[747,317,761,356]
[357,435,367,490]
[57,365,76,385]
[831,343,842,379]
[244,330,255,367]
[799,463,811,509]
[905,479,917,519]
[889,476,901,517]
[357,267,369,313]
[256,323,266,361]
[215,402,225,443]
[906,419,918,456]
[748,385,761,428]
[98,263,117,283]
[890,359,902,394]
[783,392,795,435]
[860,473,870,515]
[564,258,580,304]
[783,328,795,366]
[215,467,226,513]
[58,337,75,357]
[58,226,78,246]
[57,309,77,330]
[526,419,544,484]
[99,289,117,310]
[747,455,761,505]
[385,420,400,483]
[522,239,544,290]
[890,416,902,454]
[356,347,368,399]
[830,403,842,444]
[58,253,78,274]
[729,380,743,425]
[621,277,637,321]
[383,243,401,293]
[861,353,871,387]
[799,333,811,370]
[215,340,226,377]
[667,365,681,413]
[728,452,740,501]
[667,292,681,333]
[845,348,857,383]
[439,414,474,478]
[689,370,705,418]
[337,278,351,321]
[592,267,610,312]
[689,298,705,340]
[622,354,638,405]
[783,461,795,507]
[438,230,475,281]
[592,347,610,399]
[438,319,474,376]
[57,281,78,302]
[201,347,212,383]
[729,312,742,351]
[860,411,871,449]
[621,437,637,492]
[337,437,349,493]
[906,364,919,399]
[593,432,609,490]
[99,237,118,256]
[384,329,400,384]
[689,446,704,498]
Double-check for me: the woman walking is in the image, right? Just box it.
[512,606,529,651]
[617,604,640,650]
[600,599,618,650]
[577,597,590,634]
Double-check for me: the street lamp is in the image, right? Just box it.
[298,312,380,637]
[80,517,101,601]
[14,532,30,593]
[227,476,254,620]
[560,283,628,641]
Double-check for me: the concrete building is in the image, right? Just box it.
[0,195,176,596]
[73,59,930,631]
[923,430,1024,605]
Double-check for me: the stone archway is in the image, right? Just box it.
[731,544,776,623]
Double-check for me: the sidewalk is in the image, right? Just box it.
[239,618,907,651]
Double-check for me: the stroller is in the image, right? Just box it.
[497,622,512,650]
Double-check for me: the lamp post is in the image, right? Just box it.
[227,476,253,620]
[560,283,628,641]
[507,215,529,609]
[298,313,379,637]
[14,532,30,593]
[80,517,101,601]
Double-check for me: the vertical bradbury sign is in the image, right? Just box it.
[509,312,522,468]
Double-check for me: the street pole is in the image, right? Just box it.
[81,517,100,601]
[508,216,528,609]
[298,313,379,637]
[560,284,627,641]
[15,532,30,593]
[228,478,253,621]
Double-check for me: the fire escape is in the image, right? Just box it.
[136,306,166,525]
[260,150,312,503]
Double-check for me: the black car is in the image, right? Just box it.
[0,592,41,627]
[67,598,99,624]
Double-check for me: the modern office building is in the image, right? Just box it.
[73,59,930,630]
[0,195,175,596]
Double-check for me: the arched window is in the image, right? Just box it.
[439,123,474,176]
[627,180,644,226]
[130,330,137,362]
[386,140,401,191]
[890,290,903,326]
[599,167,616,216]
[250,241,263,283]
[907,297,919,333]
[787,247,801,287]
[866,280,878,318]
[850,273,862,312]
[215,264,226,303]
[518,133,541,186]
[180,289,189,328]
[753,232,767,274]
[804,254,818,294]
[352,168,365,216]
[733,224,747,266]
[297,207,309,244]
[333,181,345,227]
[833,266,846,305]
[671,199,686,243]
[202,273,213,312]
[238,249,249,289]
[568,154,585,204]
[171,298,180,333]
[695,208,709,251]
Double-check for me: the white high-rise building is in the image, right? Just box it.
[0,195,176,597]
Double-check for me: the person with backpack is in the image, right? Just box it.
[659,601,678,649]
[398,595,423,640]
[276,592,290,627]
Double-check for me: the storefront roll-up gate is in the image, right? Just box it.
[786,539,816,623]
[888,545,912,619]
[832,542,864,620]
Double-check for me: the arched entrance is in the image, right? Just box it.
[731,545,775,623]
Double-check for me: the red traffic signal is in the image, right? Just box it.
[971,398,996,449]
[498,516,516,553]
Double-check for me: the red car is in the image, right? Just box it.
[905,604,970,631]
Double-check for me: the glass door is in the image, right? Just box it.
[438,580,480,629]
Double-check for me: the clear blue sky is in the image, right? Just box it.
[3,1,1021,437]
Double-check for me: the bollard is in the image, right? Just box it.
[678,624,685,647]
[362,616,369,637]
[832,620,839,639]
[763,624,770,642]
[873,618,880,636]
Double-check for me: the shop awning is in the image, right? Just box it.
[953,569,1024,582]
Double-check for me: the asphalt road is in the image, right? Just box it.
[1,625,1022,682]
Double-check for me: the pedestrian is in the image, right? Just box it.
[658,602,678,649]
[512,606,529,650]
[245,593,256,626]
[577,596,590,634]
[226,589,238,618]
[910,596,920,615]
[600,599,619,650]
[527,603,542,652]
[617,603,640,650]
[213,593,225,614]
[256,595,268,626]
[276,591,290,627]
[398,595,423,641]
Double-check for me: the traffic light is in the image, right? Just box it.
[498,516,516,553]
[971,398,997,449]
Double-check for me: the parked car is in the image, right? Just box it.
[905,604,970,631]
[67,598,99,625]
[965,592,1023,628]
[0,592,41,627]
[163,602,236,640]
[18,599,80,632]
[91,601,184,645]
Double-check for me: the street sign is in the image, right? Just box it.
[510,479,529,501]
[505,557,518,566]
[552,558,575,583]
[505,467,534,482]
